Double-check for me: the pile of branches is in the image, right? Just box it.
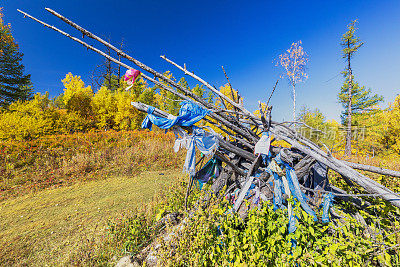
[18,8,400,215]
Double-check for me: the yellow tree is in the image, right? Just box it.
[91,86,117,129]
[276,41,309,121]
[385,94,400,154]
[62,73,93,118]
[0,93,57,140]
[216,84,241,110]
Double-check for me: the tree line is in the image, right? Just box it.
[0,8,399,157]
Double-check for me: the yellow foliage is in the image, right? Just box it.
[0,93,57,140]
[91,86,117,129]
[271,139,291,148]
[62,73,93,118]
[55,109,92,133]
[215,84,240,110]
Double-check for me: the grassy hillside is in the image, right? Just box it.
[0,130,185,200]
[0,170,183,266]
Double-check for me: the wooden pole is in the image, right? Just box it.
[343,161,400,178]
[272,126,400,208]
[18,9,258,143]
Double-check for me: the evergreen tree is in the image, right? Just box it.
[340,20,364,156]
[101,74,120,91]
[338,75,383,123]
[0,9,32,107]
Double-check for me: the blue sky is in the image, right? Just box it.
[2,0,400,122]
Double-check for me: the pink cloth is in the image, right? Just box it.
[124,69,141,84]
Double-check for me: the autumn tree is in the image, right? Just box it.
[297,107,326,142]
[0,8,32,107]
[62,73,94,118]
[276,41,308,120]
[0,92,57,140]
[340,20,364,156]
[382,94,400,154]
[297,107,342,151]
[91,86,117,129]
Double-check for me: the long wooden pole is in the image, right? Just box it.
[344,161,400,178]
[130,102,256,162]
[272,126,400,208]
[18,9,259,143]
[41,8,259,143]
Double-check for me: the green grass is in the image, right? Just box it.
[0,169,183,266]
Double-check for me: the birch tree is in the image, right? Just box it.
[276,41,309,121]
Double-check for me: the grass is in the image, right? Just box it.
[0,169,184,266]
[0,130,186,265]
[0,129,185,200]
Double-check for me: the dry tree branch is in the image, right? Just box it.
[266,79,279,107]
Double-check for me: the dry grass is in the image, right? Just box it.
[0,130,185,200]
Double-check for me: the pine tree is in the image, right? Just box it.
[101,74,120,91]
[0,8,32,107]
[340,20,364,156]
[338,75,383,123]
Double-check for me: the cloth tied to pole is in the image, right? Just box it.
[141,101,210,130]
[321,192,334,223]
[254,132,271,155]
[194,156,222,186]
[124,69,141,90]
[173,126,219,176]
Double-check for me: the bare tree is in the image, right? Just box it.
[276,41,309,121]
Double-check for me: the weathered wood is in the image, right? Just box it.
[202,117,254,150]
[211,167,231,196]
[215,151,246,177]
[343,161,400,178]
[271,126,400,208]
[280,148,303,166]
[294,155,316,180]
[20,9,258,144]
[233,155,262,212]
[130,102,256,162]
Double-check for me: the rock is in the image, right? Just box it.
[145,250,158,266]
[115,255,140,267]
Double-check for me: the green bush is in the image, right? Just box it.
[156,194,399,266]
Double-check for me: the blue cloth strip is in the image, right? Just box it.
[183,127,219,176]
[321,192,335,223]
[141,101,210,130]
[195,157,222,184]
[285,165,317,221]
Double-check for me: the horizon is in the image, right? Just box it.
[2,0,400,122]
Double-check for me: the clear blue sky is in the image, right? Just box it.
[2,0,400,122]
